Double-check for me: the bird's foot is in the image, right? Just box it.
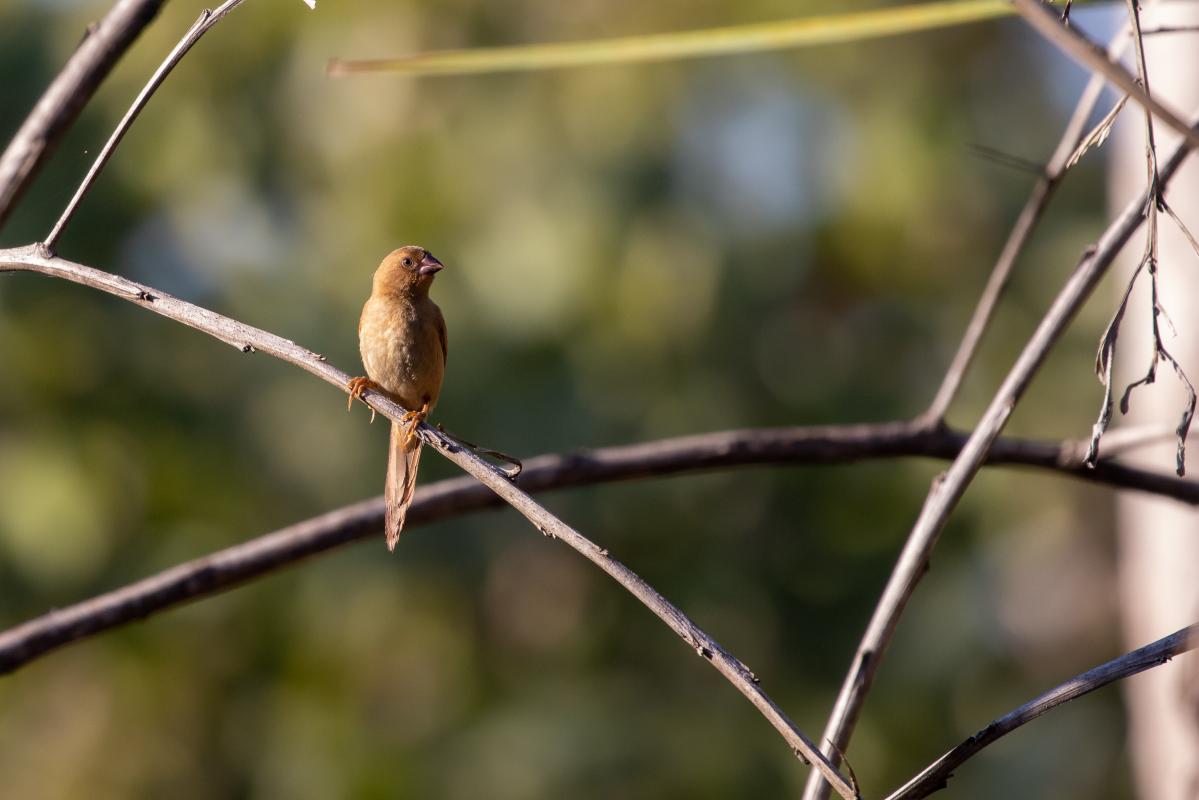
[346,376,383,423]
[400,402,430,445]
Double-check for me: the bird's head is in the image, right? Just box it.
[374,245,444,295]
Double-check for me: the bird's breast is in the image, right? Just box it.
[359,295,445,412]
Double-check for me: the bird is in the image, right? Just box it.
[347,245,447,550]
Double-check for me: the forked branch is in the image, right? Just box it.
[923,26,1131,424]
[0,245,856,798]
[803,105,1199,798]
[1010,0,1199,152]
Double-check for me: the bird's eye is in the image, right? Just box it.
[401,257,414,268]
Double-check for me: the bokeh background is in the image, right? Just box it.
[0,1,1143,797]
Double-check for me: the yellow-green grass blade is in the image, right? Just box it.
[329,0,1023,78]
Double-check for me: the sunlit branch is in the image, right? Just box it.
[0,245,855,798]
[803,102,1199,799]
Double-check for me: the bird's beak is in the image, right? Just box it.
[418,253,444,276]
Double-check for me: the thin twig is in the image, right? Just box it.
[1161,199,1199,260]
[0,0,168,230]
[1085,258,1148,467]
[1009,0,1199,153]
[1065,95,1128,170]
[44,0,250,251]
[0,417,1191,676]
[1085,0,1196,475]
[802,107,1199,799]
[921,27,1130,425]
[886,622,1199,800]
[1156,192,1199,435]
[1154,199,1199,472]
[1141,24,1199,36]
[1117,0,1165,436]
[0,245,855,798]
[963,143,1045,176]
[804,16,1131,799]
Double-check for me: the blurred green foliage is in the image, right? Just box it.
[0,1,1132,797]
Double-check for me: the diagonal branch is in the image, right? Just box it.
[803,106,1199,799]
[886,621,1199,800]
[0,0,168,229]
[922,26,1130,424]
[45,0,251,251]
[0,419,1191,677]
[1009,0,1199,152]
[0,244,856,799]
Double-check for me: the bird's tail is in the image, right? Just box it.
[385,421,422,550]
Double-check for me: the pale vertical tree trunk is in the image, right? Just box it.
[1109,4,1199,798]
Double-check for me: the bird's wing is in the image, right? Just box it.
[434,304,448,367]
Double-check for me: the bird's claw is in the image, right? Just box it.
[347,376,381,423]
[400,403,429,446]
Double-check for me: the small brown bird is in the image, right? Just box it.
[347,245,447,550]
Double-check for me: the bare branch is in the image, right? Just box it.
[803,106,1199,799]
[0,245,855,798]
[4,9,852,783]
[1084,0,1196,474]
[1009,0,1199,153]
[0,417,1192,676]
[0,0,167,230]
[921,26,1130,425]
[886,622,1199,800]
[44,0,250,251]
